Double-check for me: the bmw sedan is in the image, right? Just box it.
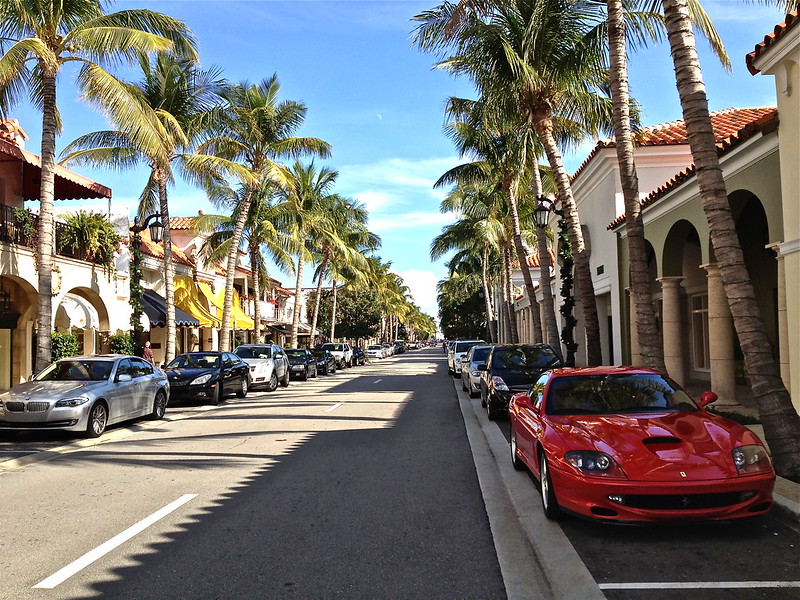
[164,352,250,405]
[0,355,169,438]
[508,367,775,523]
[234,344,290,391]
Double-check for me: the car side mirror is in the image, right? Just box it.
[698,391,718,409]
[477,364,487,371]
[275,353,283,359]
[513,394,534,410]
[117,374,132,382]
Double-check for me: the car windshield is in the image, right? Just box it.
[492,346,560,370]
[368,345,382,350]
[545,373,699,415]
[455,341,483,353]
[234,346,272,359]
[471,347,492,362]
[284,349,306,357]
[311,350,326,357]
[323,344,343,351]
[36,360,113,382]
[167,354,220,369]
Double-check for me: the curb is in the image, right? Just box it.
[772,475,800,524]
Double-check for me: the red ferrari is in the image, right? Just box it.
[508,367,775,523]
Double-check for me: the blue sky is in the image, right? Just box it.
[14,1,789,319]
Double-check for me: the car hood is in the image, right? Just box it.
[286,356,307,365]
[493,368,546,388]
[5,380,104,399]
[165,367,216,380]
[240,358,274,366]
[547,412,766,481]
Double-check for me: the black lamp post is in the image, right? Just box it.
[535,195,554,229]
[129,213,164,352]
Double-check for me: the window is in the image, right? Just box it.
[690,294,709,371]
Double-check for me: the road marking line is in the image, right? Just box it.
[33,494,198,589]
[325,402,345,412]
[373,379,382,384]
[599,582,800,590]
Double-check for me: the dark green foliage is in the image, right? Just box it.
[557,218,578,366]
[51,332,80,362]
[439,290,485,340]
[108,333,134,355]
[308,287,381,340]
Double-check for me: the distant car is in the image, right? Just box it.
[460,344,494,398]
[366,345,384,360]
[311,348,337,375]
[352,347,366,366]
[0,355,169,438]
[448,339,486,376]
[164,352,250,405]
[508,367,775,523]
[381,343,394,357]
[234,343,290,391]
[284,349,318,380]
[321,342,353,368]
[479,344,562,420]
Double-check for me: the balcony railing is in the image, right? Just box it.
[1,205,97,263]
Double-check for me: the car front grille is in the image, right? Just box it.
[5,401,51,413]
[619,492,750,510]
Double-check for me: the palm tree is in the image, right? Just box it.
[61,52,224,362]
[660,0,800,478]
[0,0,197,372]
[198,76,331,351]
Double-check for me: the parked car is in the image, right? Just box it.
[321,342,353,368]
[164,352,250,405]
[352,347,366,366]
[508,366,775,523]
[366,345,384,360]
[234,343,290,391]
[447,339,486,375]
[0,355,169,438]
[284,349,318,380]
[460,344,494,398]
[479,344,562,420]
[311,348,337,375]
[381,342,394,357]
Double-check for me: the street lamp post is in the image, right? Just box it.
[129,214,164,352]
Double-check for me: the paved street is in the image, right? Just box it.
[1,348,799,600]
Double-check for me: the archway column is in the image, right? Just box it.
[768,244,790,392]
[658,277,684,385]
[702,263,737,406]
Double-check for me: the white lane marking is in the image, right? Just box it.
[599,582,800,590]
[34,494,198,589]
[325,402,345,413]
[373,379,383,384]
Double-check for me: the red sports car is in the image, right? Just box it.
[508,366,775,523]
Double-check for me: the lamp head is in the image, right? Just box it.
[535,196,554,229]
[148,219,165,244]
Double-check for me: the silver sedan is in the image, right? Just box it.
[0,355,169,438]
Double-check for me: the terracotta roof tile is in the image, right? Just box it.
[607,108,779,230]
[169,216,197,230]
[133,229,195,267]
[746,11,799,74]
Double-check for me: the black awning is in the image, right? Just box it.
[142,289,200,327]
[268,323,315,336]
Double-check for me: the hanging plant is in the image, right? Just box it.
[12,207,37,246]
[557,218,578,367]
[57,211,120,275]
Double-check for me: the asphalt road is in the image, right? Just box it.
[0,351,505,600]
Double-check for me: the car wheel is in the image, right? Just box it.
[266,372,279,392]
[510,426,526,471]
[539,451,561,520]
[280,369,290,387]
[347,360,352,368]
[150,390,167,420]
[211,384,222,405]
[311,365,318,378]
[461,376,467,392]
[236,376,249,398]
[469,384,479,399]
[300,368,308,381]
[86,401,108,438]
[486,396,500,421]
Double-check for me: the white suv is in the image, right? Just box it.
[447,339,486,376]
[321,342,353,368]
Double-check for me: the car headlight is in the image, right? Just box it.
[471,370,481,377]
[491,376,509,391]
[565,450,627,478]
[732,445,772,474]
[55,396,91,408]
[191,373,213,385]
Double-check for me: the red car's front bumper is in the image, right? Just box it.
[549,462,775,522]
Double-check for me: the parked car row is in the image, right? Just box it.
[449,341,777,525]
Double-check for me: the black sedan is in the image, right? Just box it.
[164,352,250,405]
[352,347,366,366]
[311,349,337,375]
[284,349,318,381]
[479,344,562,420]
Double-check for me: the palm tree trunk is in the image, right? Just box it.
[480,245,497,342]
[608,0,664,370]
[329,279,339,341]
[503,244,519,343]
[157,170,176,364]
[290,250,306,348]
[311,252,330,343]
[505,176,543,343]
[530,163,562,358]
[220,189,253,352]
[35,72,58,373]
[663,0,800,479]
[533,111,602,365]
[250,246,262,344]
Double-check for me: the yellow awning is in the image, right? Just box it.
[197,281,255,330]
[173,276,220,327]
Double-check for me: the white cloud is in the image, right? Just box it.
[399,269,440,317]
